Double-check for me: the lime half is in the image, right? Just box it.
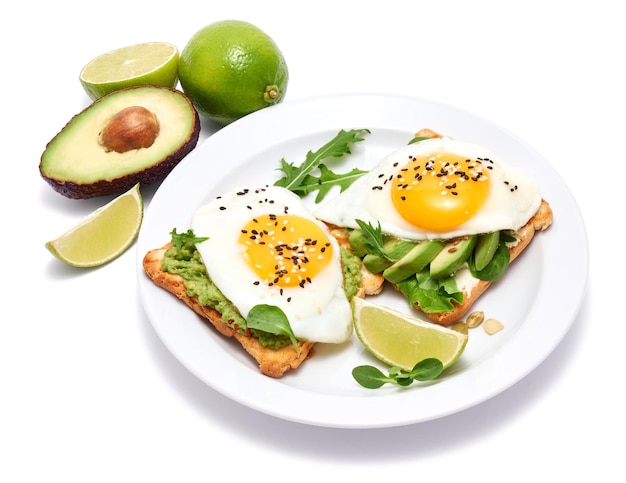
[46,184,143,267]
[353,297,468,371]
[79,42,179,100]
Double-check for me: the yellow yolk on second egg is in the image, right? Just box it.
[391,152,491,233]
[239,214,334,288]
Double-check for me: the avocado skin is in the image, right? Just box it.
[40,127,199,199]
[39,86,201,199]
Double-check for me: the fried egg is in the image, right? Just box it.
[190,185,352,344]
[314,136,542,240]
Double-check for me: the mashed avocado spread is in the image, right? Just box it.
[162,234,361,350]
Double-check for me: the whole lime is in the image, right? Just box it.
[178,20,289,125]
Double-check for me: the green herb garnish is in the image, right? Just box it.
[169,228,208,249]
[246,304,300,354]
[407,136,430,145]
[274,128,370,202]
[354,219,387,259]
[352,358,444,389]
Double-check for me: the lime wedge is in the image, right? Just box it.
[353,297,468,371]
[79,42,179,100]
[46,184,143,267]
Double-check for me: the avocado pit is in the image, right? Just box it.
[99,106,160,153]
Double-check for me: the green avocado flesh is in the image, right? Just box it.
[349,227,514,314]
[162,238,362,349]
[40,85,200,199]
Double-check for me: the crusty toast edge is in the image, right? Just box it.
[142,245,316,378]
[416,198,553,325]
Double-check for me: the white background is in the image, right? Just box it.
[2,0,618,480]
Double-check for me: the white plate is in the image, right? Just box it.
[136,93,588,428]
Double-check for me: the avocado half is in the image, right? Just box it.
[40,85,200,199]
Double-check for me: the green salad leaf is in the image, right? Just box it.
[169,228,208,249]
[274,128,370,202]
[246,304,300,353]
[352,358,444,389]
[396,270,464,314]
[469,232,515,281]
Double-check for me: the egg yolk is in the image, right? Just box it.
[239,214,334,288]
[391,152,491,232]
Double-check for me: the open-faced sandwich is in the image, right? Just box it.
[313,129,553,326]
[143,185,377,378]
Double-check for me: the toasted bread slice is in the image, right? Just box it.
[142,244,315,378]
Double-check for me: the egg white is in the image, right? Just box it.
[314,137,542,240]
[190,185,352,344]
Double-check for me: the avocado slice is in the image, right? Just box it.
[383,239,446,283]
[348,229,369,258]
[362,238,417,273]
[430,235,478,279]
[40,85,200,199]
[474,231,500,271]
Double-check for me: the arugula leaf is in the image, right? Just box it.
[246,304,300,354]
[297,164,368,203]
[352,359,444,389]
[274,128,370,201]
[407,136,430,145]
[169,228,208,249]
[354,219,387,259]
